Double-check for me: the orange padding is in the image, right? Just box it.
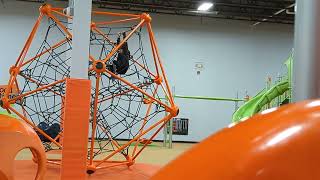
[152,100,320,180]
[60,79,91,180]
[0,115,46,180]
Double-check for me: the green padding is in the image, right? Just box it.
[0,105,17,118]
[0,111,16,118]
[232,80,289,123]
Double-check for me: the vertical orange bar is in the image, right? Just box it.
[59,97,65,145]
[60,78,91,180]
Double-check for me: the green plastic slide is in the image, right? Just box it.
[0,110,16,118]
[232,54,293,123]
[232,80,289,123]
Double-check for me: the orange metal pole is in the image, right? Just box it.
[97,127,124,157]
[13,78,28,117]
[89,74,101,165]
[97,124,122,150]
[88,67,94,72]
[105,69,172,111]
[19,74,65,98]
[132,102,154,157]
[21,38,69,67]
[102,20,145,63]
[147,23,175,105]
[131,58,157,78]
[149,29,174,105]
[147,24,160,77]
[97,83,151,103]
[92,11,140,18]
[47,161,61,166]
[48,14,72,38]
[16,14,44,67]
[89,55,97,63]
[51,7,64,11]
[59,97,65,145]
[96,162,130,170]
[133,122,166,160]
[52,10,73,19]
[92,26,115,45]
[9,79,66,104]
[46,158,62,161]
[52,132,62,142]
[159,83,171,105]
[91,160,128,163]
[95,17,140,26]
[95,114,173,167]
[132,84,159,157]
[4,76,15,98]
[8,106,62,148]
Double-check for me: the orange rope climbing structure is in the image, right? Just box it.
[0,4,178,175]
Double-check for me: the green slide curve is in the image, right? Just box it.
[0,111,16,118]
[0,108,17,118]
[232,80,289,123]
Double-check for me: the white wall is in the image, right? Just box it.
[152,16,293,141]
[0,1,294,142]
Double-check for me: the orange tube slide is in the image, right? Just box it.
[152,100,320,180]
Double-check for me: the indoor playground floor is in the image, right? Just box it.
[14,142,195,179]
[16,141,194,165]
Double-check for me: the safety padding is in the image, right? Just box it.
[152,100,320,180]
[0,115,46,180]
[60,78,91,180]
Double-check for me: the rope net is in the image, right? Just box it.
[1,5,177,170]
[89,25,165,159]
[14,17,71,151]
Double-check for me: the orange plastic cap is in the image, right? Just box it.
[166,105,179,117]
[126,155,135,167]
[0,97,10,110]
[92,60,106,73]
[91,22,96,29]
[86,165,96,175]
[154,76,162,85]
[141,13,152,23]
[39,4,52,15]
[9,66,19,76]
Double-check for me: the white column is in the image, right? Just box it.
[293,0,320,101]
[60,1,93,178]
[70,0,92,78]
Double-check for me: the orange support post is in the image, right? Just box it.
[60,79,91,180]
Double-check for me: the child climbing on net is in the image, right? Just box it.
[107,32,131,75]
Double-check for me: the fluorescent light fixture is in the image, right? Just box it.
[198,2,214,11]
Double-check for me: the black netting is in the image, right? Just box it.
[89,24,165,158]
[16,18,71,151]
[8,12,167,162]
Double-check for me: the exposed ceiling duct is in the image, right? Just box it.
[16,0,295,24]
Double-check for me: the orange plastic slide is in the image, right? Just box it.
[152,99,320,180]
